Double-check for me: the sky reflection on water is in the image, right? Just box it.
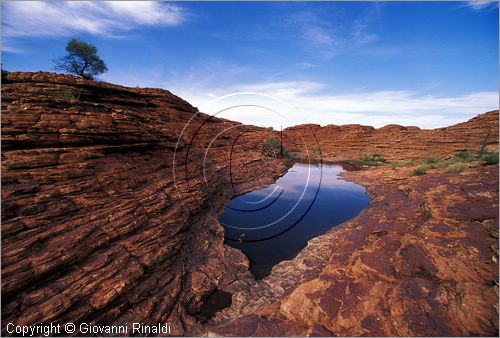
[221,162,370,279]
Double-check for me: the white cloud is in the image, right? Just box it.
[2,1,187,38]
[287,11,339,60]
[1,42,25,54]
[465,1,498,10]
[287,5,380,61]
[235,81,325,97]
[351,20,377,45]
[173,80,498,130]
[301,25,338,60]
[296,62,318,69]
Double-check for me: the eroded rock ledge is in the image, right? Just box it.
[1,72,287,335]
[2,72,498,336]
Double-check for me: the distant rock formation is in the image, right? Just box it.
[283,111,498,162]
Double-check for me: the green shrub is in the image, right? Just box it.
[54,90,81,101]
[448,163,467,173]
[263,138,295,159]
[363,151,386,162]
[453,149,476,163]
[391,160,414,168]
[358,151,387,166]
[424,157,440,165]
[411,166,427,176]
[482,151,499,165]
[423,157,450,168]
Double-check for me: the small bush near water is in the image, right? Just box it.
[263,138,296,160]
[357,151,387,166]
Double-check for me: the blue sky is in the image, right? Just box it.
[2,1,498,128]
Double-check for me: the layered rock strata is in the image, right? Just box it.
[2,72,498,336]
[283,111,498,162]
[1,72,286,336]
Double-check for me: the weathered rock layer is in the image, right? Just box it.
[1,72,287,335]
[283,111,498,161]
[2,72,498,336]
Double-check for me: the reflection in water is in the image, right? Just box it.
[221,163,370,279]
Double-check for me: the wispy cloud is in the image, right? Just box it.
[465,1,498,10]
[288,11,339,60]
[296,62,318,69]
[1,43,25,54]
[2,1,187,38]
[235,81,325,97]
[174,80,498,130]
[351,20,377,45]
[287,4,380,61]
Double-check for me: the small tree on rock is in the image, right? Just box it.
[54,38,108,80]
[263,138,291,158]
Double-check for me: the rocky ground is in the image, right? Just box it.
[2,72,498,336]
[207,164,499,336]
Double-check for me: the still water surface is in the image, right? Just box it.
[220,162,370,279]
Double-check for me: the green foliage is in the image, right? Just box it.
[390,141,498,177]
[263,138,295,159]
[448,163,467,173]
[358,151,387,166]
[411,166,427,176]
[362,151,386,163]
[53,90,81,101]
[263,138,281,158]
[424,157,439,165]
[481,151,499,165]
[390,160,414,168]
[451,148,498,165]
[156,252,168,265]
[422,157,448,169]
[54,38,108,79]
[453,149,476,163]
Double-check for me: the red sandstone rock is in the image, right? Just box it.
[208,165,498,336]
[2,71,498,336]
[1,72,287,336]
[282,111,498,162]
